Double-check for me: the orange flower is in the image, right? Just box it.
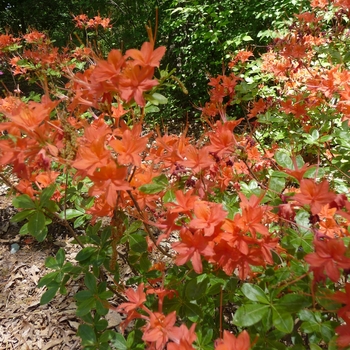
[331,283,350,320]
[172,228,215,274]
[23,30,45,43]
[235,193,270,237]
[92,49,125,86]
[142,311,177,350]
[88,161,131,206]
[35,170,60,188]
[247,98,266,118]
[310,0,328,8]
[165,189,199,215]
[167,324,197,350]
[190,201,227,236]
[283,157,315,183]
[233,50,254,64]
[126,42,166,68]
[215,330,251,350]
[305,238,350,282]
[117,283,147,313]
[73,136,111,176]
[206,121,238,156]
[336,321,350,349]
[293,179,336,215]
[179,145,215,173]
[109,123,148,166]
[1,96,58,138]
[118,65,159,106]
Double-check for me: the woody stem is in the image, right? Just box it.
[126,190,172,257]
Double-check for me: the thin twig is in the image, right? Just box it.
[219,286,223,339]
[127,190,172,257]
[48,211,85,248]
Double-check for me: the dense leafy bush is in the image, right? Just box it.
[1,1,350,349]
[0,0,311,121]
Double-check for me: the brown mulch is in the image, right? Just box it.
[0,182,128,350]
[0,191,82,349]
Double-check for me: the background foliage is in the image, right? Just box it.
[0,0,311,120]
[2,1,350,350]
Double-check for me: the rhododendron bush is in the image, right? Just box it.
[2,2,350,349]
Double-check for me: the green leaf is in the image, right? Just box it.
[75,290,94,302]
[75,247,97,262]
[316,289,340,311]
[76,297,96,317]
[87,221,102,236]
[207,282,223,296]
[45,256,58,269]
[126,331,135,348]
[55,249,65,268]
[96,299,109,316]
[241,283,269,304]
[19,223,29,235]
[99,290,114,300]
[153,174,168,186]
[269,172,286,194]
[319,135,332,143]
[320,322,336,342]
[163,296,182,314]
[35,226,48,242]
[74,215,88,228]
[277,294,311,312]
[272,307,294,333]
[59,208,84,220]
[137,253,152,272]
[85,272,97,293]
[77,324,97,346]
[138,182,166,194]
[163,189,176,203]
[13,194,36,209]
[145,104,160,113]
[202,328,213,345]
[129,233,147,254]
[39,185,56,208]
[265,340,287,350]
[233,303,269,327]
[124,220,143,236]
[344,51,350,63]
[150,92,168,105]
[28,211,47,241]
[275,151,293,169]
[101,227,112,246]
[100,330,118,343]
[40,284,59,304]
[311,129,319,140]
[295,210,311,234]
[28,210,46,232]
[185,277,208,300]
[182,301,203,322]
[139,174,168,194]
[38,271,60,287]
[299,309,318,322]
[10,209,35,223]
[62,263,81,275]
[310,345,322,350]
[110,333,127,350]
[242,35,253,41]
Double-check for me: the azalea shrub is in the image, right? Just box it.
[1,1,350,350]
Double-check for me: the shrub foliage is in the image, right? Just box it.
[1,1,350,349]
